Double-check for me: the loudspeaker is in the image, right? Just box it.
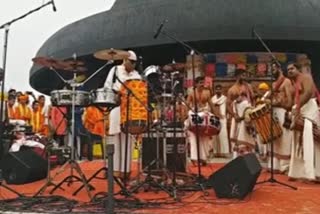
[208,153,262,199]
[0,149,48,184]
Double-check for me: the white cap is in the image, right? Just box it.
[128,50,137,61]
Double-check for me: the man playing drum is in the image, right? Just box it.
[227,69,255,158]
[104,50,141,180]
[268,62,294,174]
[287,62,320,182]
[185,76,216,166]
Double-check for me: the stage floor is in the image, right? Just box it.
[0,159,320,214]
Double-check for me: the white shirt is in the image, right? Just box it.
[103,65,142,135]
[104,65,141,91]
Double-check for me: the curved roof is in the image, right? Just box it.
[30,0,320,94]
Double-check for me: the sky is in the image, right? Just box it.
[0,0,116,96]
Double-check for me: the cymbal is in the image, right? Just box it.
[32,57,65,70]
[161,63,185,72]
[60,60,87,73]
[94,48,130,61]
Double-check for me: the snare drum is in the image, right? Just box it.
[188,111,221,136]
[91,88,119,107]
[51,90,91,107]
[120,79,148,134]
[249,103,282,144]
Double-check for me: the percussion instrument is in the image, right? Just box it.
[94,48,130,61]
[248,103,282,144]
[91,88,119,107]
[51,90,91,107]
[119,79,148,134]
[143,65,163,95]
[32,57,65,70]
[292,116,320,142]
[188,111,221,136]
[162,62,185,72]
[32,57,87,73]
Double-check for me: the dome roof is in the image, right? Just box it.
[30,0,320,94]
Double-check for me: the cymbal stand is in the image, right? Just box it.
[156,27,207,192]
[252,27,296,190]
[73,107,132,197]
[49,71,93,200]
[33,144,65,197]
[129,109,172,196]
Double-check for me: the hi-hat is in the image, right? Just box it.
[32,57,65,70]
[161,63,185,72]
[94,48,130,61]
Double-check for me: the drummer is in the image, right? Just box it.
[104,50,141,180]
[185,76,216,166]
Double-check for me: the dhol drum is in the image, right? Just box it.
[120,79,148,134]
[188,111,221,136]
[51,90,91,107]
[248,103,283,144]
[91,88,119,107]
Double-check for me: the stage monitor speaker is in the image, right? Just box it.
[208,153,262,199]
[0,149,48,184]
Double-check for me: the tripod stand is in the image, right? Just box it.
[33,143,65,197]
[129,108,172,197]
[73,107,132,197]
[252,27,296,190]
[49,72,93,200]
[0,1,55,199]
[154,23,207,193]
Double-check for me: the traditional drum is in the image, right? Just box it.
[119,79,148,134]
[248,103,282,144]
[292,116,320,142]
[51,90,91,107]
[188,111,221,136]
[91,88,119,107]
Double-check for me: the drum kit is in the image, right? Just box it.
[31,48,223,199]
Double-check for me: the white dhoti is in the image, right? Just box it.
[230,100,255,158]
[185,110,212,162]
[211,95,230,157]
[187,131,212,161]
[268,107,292,172]
[288,98,320,180]
[213,117,229,157]
[108,106,133,174]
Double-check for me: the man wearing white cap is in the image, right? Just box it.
[104,50,141,180]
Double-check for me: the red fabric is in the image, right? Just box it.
[205,64,215,77]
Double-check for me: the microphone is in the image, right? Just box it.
[153,20,167,39]
[251,26,256,39]
[173,80,180,89]
[51,0,57,12]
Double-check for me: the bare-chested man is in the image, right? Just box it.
[185,76,216,165]
[227,69,254,158]
[267,62,293,173]
[287,62,320,182]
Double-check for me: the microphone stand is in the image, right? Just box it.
[0,1,54,199]
[252,28,296,190]
[156,29,207,193]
